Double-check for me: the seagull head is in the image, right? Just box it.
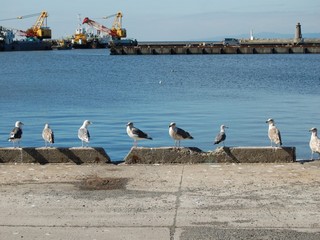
[15,121,24,128]
[266,118,274,125]
[126,122,133,127]
[309,127,317,133]
[169,122,176,128]
[44,123,50,128]
[83,120,92,127]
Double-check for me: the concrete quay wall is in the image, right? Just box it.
[0,146,296,164]
[0,147,111,164]
[124,146,296,164]
[110,45,320,55]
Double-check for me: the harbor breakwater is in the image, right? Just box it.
[110,44,320,55]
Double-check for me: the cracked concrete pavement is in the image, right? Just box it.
[0,162,320,239]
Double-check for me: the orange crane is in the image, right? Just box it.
[0,11,51,40]
[25,11,51,39]
[82,11,126,40]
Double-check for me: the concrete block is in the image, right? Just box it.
[290,47,305,54]
[274,47,290,54]
[238,47,254,54]
[124,147,209,164]
[0,147,111,164]
[211,146,296,163]
[253,47,274,54]
[0,148,23,163]
[124,146,296,164]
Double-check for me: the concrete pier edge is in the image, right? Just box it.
[0,147,111,164]
[124,146,296,164]
[0,146,296,164]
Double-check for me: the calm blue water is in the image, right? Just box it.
[0,49,319,161]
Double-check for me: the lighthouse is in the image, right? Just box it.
[294,22,303,44]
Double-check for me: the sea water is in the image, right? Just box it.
[0,49,319,161]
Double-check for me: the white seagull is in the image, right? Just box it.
[78,120,92,147]
[214,125,228,146]
[42,123,54,147]
[8,121,24,148]
[126,122,152,147]
[169,122,193,147]
[266,118,282,147]
[309,127,320,160]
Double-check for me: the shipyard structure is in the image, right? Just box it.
[110,23,320,55]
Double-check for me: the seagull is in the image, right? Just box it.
[214,125,228,146]
[78,120,92,147]
[8,121,24,148]
[266,118,282,147]
[309,127,320,160]
[42,123,54,147]
[169,122,193,147]
[126,122,152,147]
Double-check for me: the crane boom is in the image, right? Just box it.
[82,17,114,36]
[30,11,51,39]
[82,12,126,40]
[111,12,126,39]
[33,11,48,31]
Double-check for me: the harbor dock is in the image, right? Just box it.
[110,41,320,55]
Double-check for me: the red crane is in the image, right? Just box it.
[82,12,126,40]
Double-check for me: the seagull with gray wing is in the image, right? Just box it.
[42,123,54,147]
[214,125,228,146]
[309,127,320,160]
[169,122,193,147]
[8,121,24,148]
[266,118,282,147]
[126,122,152,147]
[78,120,92,147]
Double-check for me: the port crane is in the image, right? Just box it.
[0,11,51,40]
[82,12,126,40]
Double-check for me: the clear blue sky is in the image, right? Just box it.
[0,0,319,40]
